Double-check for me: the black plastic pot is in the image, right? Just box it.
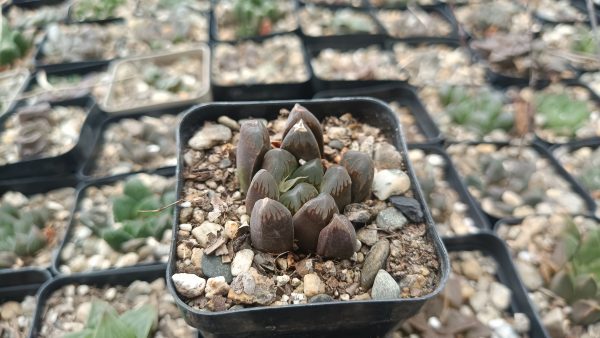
[306,35,404,93]
[53,166,175,275]
[0,95,105,180]
[372,3,459,40]
[314,82,442,144]
[29,264,172,338]
[0,175,77,275]
[446,140,597,226]
[0,268,51,303]
[168,98,450,338]
[78,105,187,180]
[211,34,315,101]
[442,232,550,338]
[9,0,65,9]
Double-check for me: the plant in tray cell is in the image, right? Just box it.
[572,27,599,56]
[64,299,158,338]
[440,86,514,137]
[549,221,600,325]
[72,0,125,21]
[0,204,52,268]
[79,178,175,252]
[233,0,283,38]
[237,104,373,258]
[534,92,590,137]
[0,18,31,67]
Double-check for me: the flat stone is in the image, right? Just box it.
[202,254,233,283]
[343,203,373,225]
[218,116,240,130]
[191,222,222,248]
[231,249,254,276]
[372,169,411,200]
[389,196,423,222]
[376,207,408,231]
[303,273,326,297]
[360,240,390,288]
[371,270,400,300]
[188,123,232,150]
[356,227,378,246]
[309,294,334,303]
[172,273,206,298]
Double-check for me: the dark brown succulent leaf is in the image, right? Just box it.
[246,169,279,212]
[281,120,321,162]
[237,120,270,193]
[292,193,339,253]
[316,214,357,259]
[250,198,293,253]
[571,299,600,325]
[320,165,352,211]
[341,150,374,202]
[261,148,298,183]
[282,104,324,155]
[290,158,324,187]
[279,182,319,214]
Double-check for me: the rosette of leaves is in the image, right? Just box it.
[549,219,600,325]
[535,93,590,137]
[64,299,157,338]
[237,104,374,259]
[79,178,175,252]
[72,0,125,21]
[232,0,283,38]
[0,204,50,268]
[439,86,514,137]
[0,18,31,66]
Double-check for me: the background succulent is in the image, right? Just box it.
[233,0,283,38]
[72,0,125,21]
[0,17,31,66]
[79,178,175,252]
[549,219,600,325]
[0,203,51,268]
[535,93,590,137]
[237,104,373,258]
[439,86,514,137]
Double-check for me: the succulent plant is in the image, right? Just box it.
[64,299,157,338]
[549,219,600,325]
[0,18,31,66]
[0,203,51,268]
[535,93,590,137]
[233,0,283,38]
[439,86,514,137]
[79,178,175,252]
[572,27,599,56]
[237,104,374,258]
[73,0,125,21]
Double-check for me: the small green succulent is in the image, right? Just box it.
[64,299,157,338]
[440,86,514,137]
[72,0,125,21]
[142,65,183,93]
[0,18,31,66]
[535,93,590,137]
[572,27,599,56]
[237,104,374,258]
[0,203,50,268]
[330,9,375,34]
[232,0,282,38]
[79,178,175,252]
[549,219,600,325]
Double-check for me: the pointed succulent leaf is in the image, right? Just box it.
[237,120,271,193]
[291,158,324,187]
[279,182,319,214]
[574,274,598,301]
[124,179,152,200]
[112,195,137,222]
[246,169,280,212]
[102,228,135,252]
[571,299,600,325]
[341,150,374,202]
[279,176,307,193]
[292,193,339,253]
[549,270,575,302]
[261,148,298,183]
[320,165,352,211]
[282,104,324,155]
[316,214,357,259]
[250,198,293,253]
[281,120,321,162]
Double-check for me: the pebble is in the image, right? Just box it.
[490,282,511,310]
[461,258,482,281]
[295,258,313,277]
[489,318,519,338]
[231,249,254,276]
[389,196,423,222]
[218,116,240,130]
[372,169,411,200]
[114,252,139,268]
[543,308,566,338]
[205,276,230,298]
[360,240,390,288]
[343,203,373,225]
[373,142,403,170]
[172,273,206,298]
[177,243,192,259]
[104,288,117,301]
[515,260,543,290]
[356,227,378,246]
[201,254,233,283]
[188,123,232,150]
[224,221,239,239]
[303,273,326,297]
[376,207,408,231]
[191,222,222,248]
[371,269,400,300]
[0,301,21,319]
[513,313,530,333]
[276,275,290,286]
[179,223,192,232]
[309,294,334,303]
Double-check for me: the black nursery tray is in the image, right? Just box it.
[0,95,104,180]
[0,268,51,302]
[372,3,459,41]
[314,82,442,144]
[443,233,550,338]
[168,98,450,338]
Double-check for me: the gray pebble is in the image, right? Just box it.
[202,254,233,283]
[376,207,408,231]
[360,240,390,288]
[371,269,399,300]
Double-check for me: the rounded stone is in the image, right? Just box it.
[371,270,400,300]
[231,249,254,276]
[376,207,408,231]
